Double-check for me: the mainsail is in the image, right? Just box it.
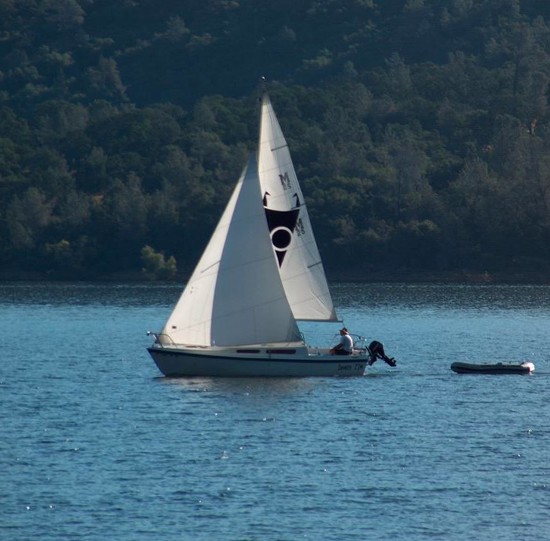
[161,155,301,347]
[258,93,337,322]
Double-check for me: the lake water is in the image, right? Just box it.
[1,282,549,541]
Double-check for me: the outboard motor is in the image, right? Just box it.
[367,341,397,367]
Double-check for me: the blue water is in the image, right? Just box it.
[2,282,549,540]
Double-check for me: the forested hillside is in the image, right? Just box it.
[2,0,550,280]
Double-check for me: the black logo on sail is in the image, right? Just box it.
[263,191,300,267]
[279,172,292,190]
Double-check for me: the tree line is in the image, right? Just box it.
[1,0,550,280]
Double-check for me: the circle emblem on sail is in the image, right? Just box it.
[263,205,300,266]
[271,226,293,251]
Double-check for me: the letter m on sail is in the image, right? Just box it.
[278,172,291,190]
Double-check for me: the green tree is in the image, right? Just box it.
[6,187,53,250]
[141,244,177,280]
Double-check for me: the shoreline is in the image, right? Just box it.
[326,270,550,285]
[1,269,549,284]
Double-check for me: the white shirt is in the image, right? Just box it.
[340,333,353,353]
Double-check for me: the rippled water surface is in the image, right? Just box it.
[2,282,550,540]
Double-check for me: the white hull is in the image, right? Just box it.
[148,344,367,377]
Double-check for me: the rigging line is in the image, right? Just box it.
[200,260,220,273]
[271,144,289,152]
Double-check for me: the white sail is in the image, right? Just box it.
[258,93,337,321]
[161,154,301,347]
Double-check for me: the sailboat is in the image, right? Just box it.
[147,92,370,377]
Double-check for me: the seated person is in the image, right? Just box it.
[330,328,353,355]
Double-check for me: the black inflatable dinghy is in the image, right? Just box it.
[451,361,535,374]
